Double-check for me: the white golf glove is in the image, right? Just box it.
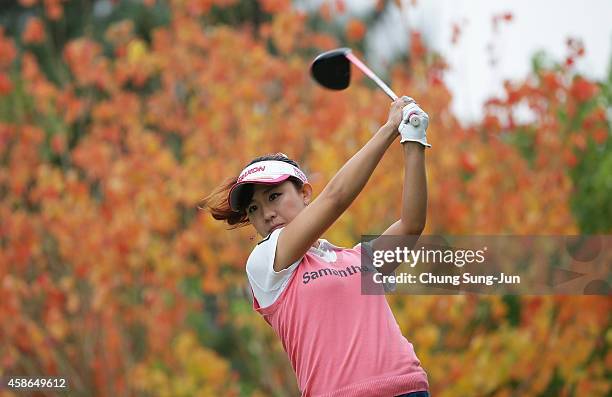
[398,101,431,148]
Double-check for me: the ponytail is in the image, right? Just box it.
[198,177,250,228]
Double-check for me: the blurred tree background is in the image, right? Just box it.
[0,0,610,396]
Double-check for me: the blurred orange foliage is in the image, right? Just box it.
[0,1,609,396]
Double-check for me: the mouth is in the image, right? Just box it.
[269,224,285,233]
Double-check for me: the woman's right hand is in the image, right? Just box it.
[385,96,415,132]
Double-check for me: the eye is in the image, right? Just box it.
[269,192,281,201]
[247,205,257,214]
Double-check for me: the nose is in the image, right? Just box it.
[262,204,276,223]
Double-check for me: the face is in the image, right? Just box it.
[246,180,312,237]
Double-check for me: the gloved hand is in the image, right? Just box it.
[398,100,431,148]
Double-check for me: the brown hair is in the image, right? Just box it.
[198,153,305,228]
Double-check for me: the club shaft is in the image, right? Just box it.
[345,52,398,101]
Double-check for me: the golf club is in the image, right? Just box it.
[310,47,420,126]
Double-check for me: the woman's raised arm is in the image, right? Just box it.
[273,97,411,271]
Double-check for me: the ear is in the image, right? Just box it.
[301,183,313,205]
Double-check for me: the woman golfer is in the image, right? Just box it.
[203,96,431,397]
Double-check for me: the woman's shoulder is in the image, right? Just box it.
[247,229,282,266]
[246,228,302,295]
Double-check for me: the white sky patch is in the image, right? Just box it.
[304,0,612,124]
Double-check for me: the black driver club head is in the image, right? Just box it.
[310,47,352,90]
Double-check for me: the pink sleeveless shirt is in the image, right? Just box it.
[251,245,429,397]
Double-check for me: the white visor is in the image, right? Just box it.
[228,160,308,211]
